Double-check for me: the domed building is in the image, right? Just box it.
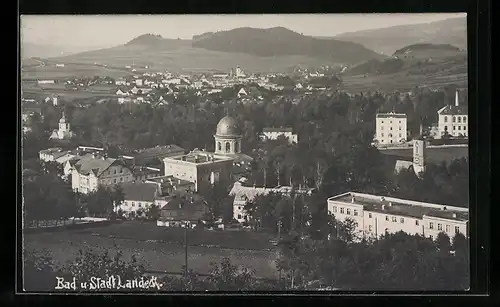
[214,115,243,155]
[213,116,253,165]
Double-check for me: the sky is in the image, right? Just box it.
[21,13,465,48]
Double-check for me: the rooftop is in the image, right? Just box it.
[329,192,468,221]
[121,182,159,202]
[437,105,468,115]
[376,113,407,119]
[166,151,233,164]
[262,127,294,133]
[74,156,121,177]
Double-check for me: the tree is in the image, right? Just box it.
[23,248,58,291]
[145,204,161,221]
[205,258,258,291]
[59,247,145,290]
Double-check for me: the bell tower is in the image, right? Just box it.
[413,139,426,175]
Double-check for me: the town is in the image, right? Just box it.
[21,14,469,292]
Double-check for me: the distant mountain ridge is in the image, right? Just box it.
[334,17,467,55]
[191,27,384,64]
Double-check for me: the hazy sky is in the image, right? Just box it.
[21,13,465,48]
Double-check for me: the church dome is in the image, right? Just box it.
[216,116,241,136]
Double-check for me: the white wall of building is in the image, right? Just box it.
[375,114,408,145]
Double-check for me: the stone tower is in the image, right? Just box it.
[413,139,426,175]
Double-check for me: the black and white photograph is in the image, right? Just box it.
[20,13,470,292]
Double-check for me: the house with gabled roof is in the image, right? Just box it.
[70,154,134,194]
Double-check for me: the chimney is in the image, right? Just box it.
[382,204,386,210]
[380,196,385,202]
[455,90,459,107]
[388,202,392,207]
[442,206,447,211]
[178,179,181,184]
[452,213,457,218]
[351,195,355,203]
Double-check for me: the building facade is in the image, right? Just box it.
[71,156,134,194]
[163,152,233,193]
[49,112,74,140]
[375,113,408,145]
[437,90,468,138]
[260,127,298,144]
[327,192,468,242]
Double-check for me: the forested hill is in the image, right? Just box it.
[334,17,467,55]
[192,27,384,64]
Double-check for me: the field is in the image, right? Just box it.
[48,45,337,74]
[341,71,467,93]
[21,81,118,101]
[379,146,468,165]
[21,62,134,80]
[23,222,279,279]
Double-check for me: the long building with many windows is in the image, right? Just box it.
[327,192,468,241]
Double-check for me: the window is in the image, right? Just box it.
[444,116,448,123]
[332,206,337,213]
[458,117,461,123]
[399,134,402,137]
[444,125,448,131]
[235,141,239,152]
[429,222,434,229]
[368,225,372,231]
[390,127,393,130]
[399,126,401,130]
[120,169,123,173]
[114,179,117,183]
[238,206,241,210]
[392,216,397,222]
[458,126,461,130]
[138,203,142,208]
[238,214,242,219]
[131,202,135,207]
[340,208,345,214]
[120,177,124,182]
[381,121,384,123]
[381,126,384,130]
[452,116,456,123]
[415,220,419,226]
[400,218,404,223]
[346,209,351,215]
[381,133,384,137]
[429,235,433,240]
[399,121,401,124]
[455,226,460,234]
[437,223,442,230]
[453,126,456,130]
[390,121,392,124]
[463,117,466,123]
[446,225,450,232]
[217,142,222,151]
[354,210,358,216]
[225,142,231,153]
[114,169,117,174]
[368,213,372,218]
[385,216,389,221]
[463,126,467,130]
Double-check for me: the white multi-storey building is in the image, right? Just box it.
[70,155,134,194]
[375,113,408,145]
[327,192,468,241]
[437,90,468,138]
